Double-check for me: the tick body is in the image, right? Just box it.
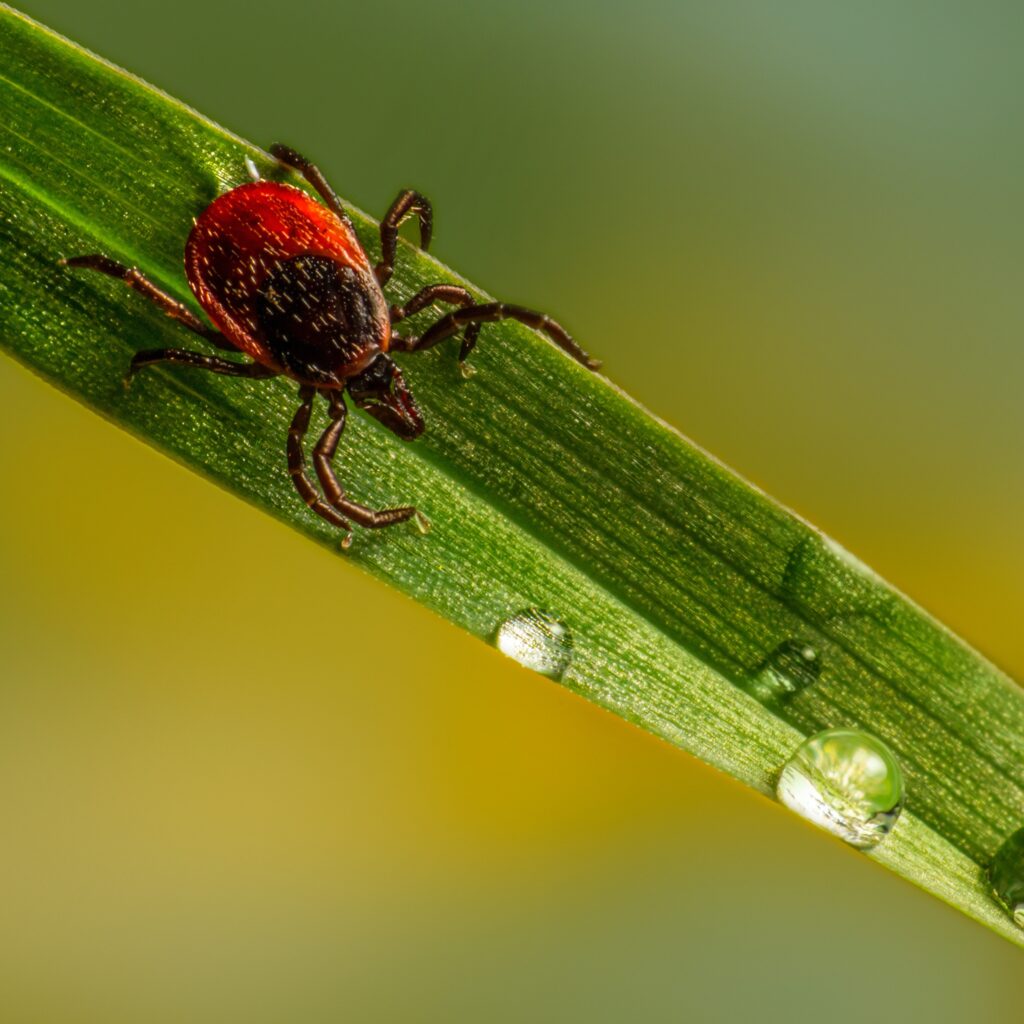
[63,145,600,546]
[187,181,388,385]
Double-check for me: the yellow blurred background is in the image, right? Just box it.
[1,2,1022,1019]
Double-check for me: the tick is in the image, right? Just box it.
[63,144,599,546]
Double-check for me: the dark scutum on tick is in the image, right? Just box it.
[61,143,600,547]
[257,255,387,385]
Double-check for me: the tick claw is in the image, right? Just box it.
[339,532,354,551]
[458,361,477,380]
[413,510,432,535]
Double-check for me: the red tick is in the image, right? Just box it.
[62,145,600,547]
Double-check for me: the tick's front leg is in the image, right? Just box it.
[287,386,353,542]
[312,392,424,536]
[391,302,600,370]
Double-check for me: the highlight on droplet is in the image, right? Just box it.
[495,608,574,680]
[776,728,905,850]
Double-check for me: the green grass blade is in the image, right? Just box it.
[1,4,1022,944]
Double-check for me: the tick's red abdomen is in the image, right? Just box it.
[185,181,390,384]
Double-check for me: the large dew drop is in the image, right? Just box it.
[776,728,905,850]
[988,827,1024,928]
[495,609,573,680]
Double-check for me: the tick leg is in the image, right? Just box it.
[375,190,433,288]
[288,386,354,539]
[61,254,233,349]
[390,283,482,368]
[269,143,355,229]
[391,303,600,370]
[127,349,278,385]
[313,392,419,530]
[390,284,475,323]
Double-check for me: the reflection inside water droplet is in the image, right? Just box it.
[776,728,905,850]
[989,827,1024,927]
[495,609,573,680]
[746,640,821,703]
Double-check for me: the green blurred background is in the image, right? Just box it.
[2,1,1022,1019]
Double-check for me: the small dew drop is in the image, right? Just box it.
[776,728,905,850]
[989,827,1024,927]
[495,609,573,680]
[746,639,821,703]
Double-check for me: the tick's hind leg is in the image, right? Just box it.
[392,302,601,370]
[61,254,232,348]
[270,143,354,228]
[126,349,277,387]
[288,386,353,543]
[313,392,422,533]
[268,145,431,288]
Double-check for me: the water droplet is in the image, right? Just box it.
[495,609,573,680]
[988,827,1024,927]
[776,728,905,849]
[746,640,821,703]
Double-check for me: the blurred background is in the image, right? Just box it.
[1,1,1022,1020]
